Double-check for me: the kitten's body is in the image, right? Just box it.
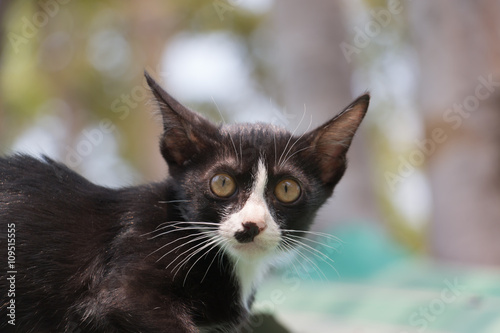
[0,155,244,332]
[0,74,369,332]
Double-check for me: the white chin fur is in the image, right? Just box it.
[217,159,283,307]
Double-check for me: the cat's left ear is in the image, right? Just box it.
[145,72,219,168]
[304,94,369,185]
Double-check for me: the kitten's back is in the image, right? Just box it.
[0,155,119,331]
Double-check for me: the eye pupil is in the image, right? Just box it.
[210,174,236,198]
[275,179,301,203]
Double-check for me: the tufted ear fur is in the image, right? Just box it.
[303,94,369,185]
[145,72,219,169]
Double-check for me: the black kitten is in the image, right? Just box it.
[0,73,369,332]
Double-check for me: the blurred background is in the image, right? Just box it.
[1,0,500,332]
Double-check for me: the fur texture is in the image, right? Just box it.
[0,73,369,332]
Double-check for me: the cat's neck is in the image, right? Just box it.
[230,255,273,310]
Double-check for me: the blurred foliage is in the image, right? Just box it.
[0,0,267,178]
[348,0,427,253]
[173,0,264,34]
[0,0,428,253]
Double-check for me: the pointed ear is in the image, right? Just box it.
[145,71,219,167]
[305,94,369,185]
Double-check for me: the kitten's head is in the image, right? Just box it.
[146,73,369,262]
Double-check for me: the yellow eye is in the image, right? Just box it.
[275,179,301,203]
[210,174,237,198]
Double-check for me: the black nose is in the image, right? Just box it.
[234,222,261,243]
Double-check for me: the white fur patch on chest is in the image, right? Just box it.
[218,159,282,307]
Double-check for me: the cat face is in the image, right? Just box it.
[145,73,369,263]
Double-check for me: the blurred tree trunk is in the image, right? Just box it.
[0,0,11,59]
[121,0,177,181]
[409,0,500,265]
[0,0,13,138]
[270,0,379,227]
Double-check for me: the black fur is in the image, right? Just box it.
[0,73,369,332]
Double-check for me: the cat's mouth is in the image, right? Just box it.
[232,241,268,253]
[232,235,279,250]
[228,238,280,260]
[222,226,282,259]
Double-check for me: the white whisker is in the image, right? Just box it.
[282,238,327,281]
[159,233,214,264]
[239,135,243,165]
[284,237,340,278]
[168,221,221,226]
[280,114,313,168]
[172,237,220,280]
[201,239,229,284]
[182,237,225,286]
[284,237,336,265]
[165,237,215,273]
[277,242,305,280]
[155,221,220,229]
[279,146,313,165]
[278,106,306,166]
[146,232,204,258]
[158,200,191,204]
[142,225,218,237]
[141,221,220,236]
[212,96,239,164]
[281,240,316,281]
[285,233,340,251]
[281,229,344,244]
[273,131,278,167]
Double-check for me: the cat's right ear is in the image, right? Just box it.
[303,94,369,186]
[145,72,219,167]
